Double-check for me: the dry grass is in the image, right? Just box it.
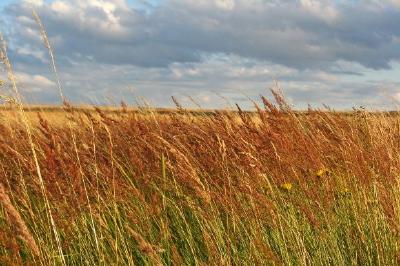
[1,97,400,265]
[0,183,39,257]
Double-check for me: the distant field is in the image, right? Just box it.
[0,104,224,125]
[2,99,400,265]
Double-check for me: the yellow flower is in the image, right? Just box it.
[0,80,4,87]
[316,168,330,178]
[280,182,293,192]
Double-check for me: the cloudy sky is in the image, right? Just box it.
[1,0,400,109]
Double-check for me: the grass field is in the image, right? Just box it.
[1,96,400,265]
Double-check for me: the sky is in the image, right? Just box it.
[1,0,400,109]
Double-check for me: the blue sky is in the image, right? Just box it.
[0,0,15,8]
[1,0,400,109]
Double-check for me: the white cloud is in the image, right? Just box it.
[15,72,55,92]
[16,46,46,62]
[215,0,235,10]
[300,0,338,22]
[50,1,71,14]
[174,0,235,10]
[47,0,130,35]
[23,0,44,7]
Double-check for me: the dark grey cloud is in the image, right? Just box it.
[4,0,400,70]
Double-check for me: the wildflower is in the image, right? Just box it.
[280,182,293,192]
[316,168,331,178]
[0,79,3,86]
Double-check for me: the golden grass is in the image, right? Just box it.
[0,183,39,257]
[0,100,400,264]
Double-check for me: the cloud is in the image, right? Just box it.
[15,72,55,90]
[23,0,44,6]
[1,0,400,108]
[5,0,400,70]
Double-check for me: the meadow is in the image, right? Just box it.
[1,95,400,265]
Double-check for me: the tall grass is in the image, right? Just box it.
[0,97,400,264]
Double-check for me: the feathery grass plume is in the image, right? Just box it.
[126,226,164,266]
[172,96,184,111]
[261,95,279,114]
[270,80,291,112]
[0,183,39,257]
[32,9,64,102]
[120,100,128,113]
[0,32,66,264]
